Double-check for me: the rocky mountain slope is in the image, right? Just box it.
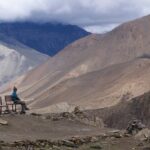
[18,58,150,113]
[5,15,150,113]
[85,90,150,130]
[0,22,90,56]
[0,39,48,86]
[18,15,150,86]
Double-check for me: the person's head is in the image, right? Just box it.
[13,86,17,92]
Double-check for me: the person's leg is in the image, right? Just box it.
[15,101,26,113]
[23,102,29,110]
[20,101,29,110]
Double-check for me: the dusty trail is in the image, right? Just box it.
[0,114,105,142]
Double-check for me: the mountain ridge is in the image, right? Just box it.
[0,22,90,56]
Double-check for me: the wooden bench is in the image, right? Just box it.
[5,95,18,112]
[0,97,7,114]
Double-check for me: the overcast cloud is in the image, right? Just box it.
[0,0,150,33]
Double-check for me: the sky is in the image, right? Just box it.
[0,0,150,33]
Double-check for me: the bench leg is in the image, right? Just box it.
[15,104,17,112]
[5,105,13,114]
[11,104,17,112]
[6,105,9,111]
[0,107,2,115]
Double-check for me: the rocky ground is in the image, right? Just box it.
[0,108,150,149]
[0,128,150,150]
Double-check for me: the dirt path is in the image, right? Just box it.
[1,114,149,150]
[0,114,105,142]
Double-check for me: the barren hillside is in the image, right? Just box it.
[5,15,150,113]
[20,58,150,113]
[19,15,150,87]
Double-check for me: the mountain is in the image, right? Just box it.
[15,58,150,113]
[0,38,48,86]
[16,15,150,87]
[0,22,90,56]
[5,15,150,113]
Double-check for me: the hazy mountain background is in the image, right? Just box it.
[0,22,90,56]
[0,39,48,85]
[0,22,90,86]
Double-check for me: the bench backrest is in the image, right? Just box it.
[0,97,2,113]
[5,95,13,104]
[0,97,2,105]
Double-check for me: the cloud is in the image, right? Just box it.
[0,0,150,33]
[85,24,119,34]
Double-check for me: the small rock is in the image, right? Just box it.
[90,137,99,143]
[52,145,61,150]
[0,118,8,125]
[62,140,78,148]
[137,142,144,147]
[62,112,71,118]
[90,144,102,149]
[73,106,82,114]
[142,147,150,150]
[30,113,42,117]
[70,136,84,145]
[110,137,116,140]
[45,115,52,120]
[108,130,123,138]
[113,133,123,138]
[52,117,60,121]
[124,133,132,137]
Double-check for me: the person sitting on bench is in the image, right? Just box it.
[11,87,29,114]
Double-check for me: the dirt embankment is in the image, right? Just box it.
[85,91,150,129]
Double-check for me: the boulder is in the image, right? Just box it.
[126,120,146,135]
[135,128,150,141]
